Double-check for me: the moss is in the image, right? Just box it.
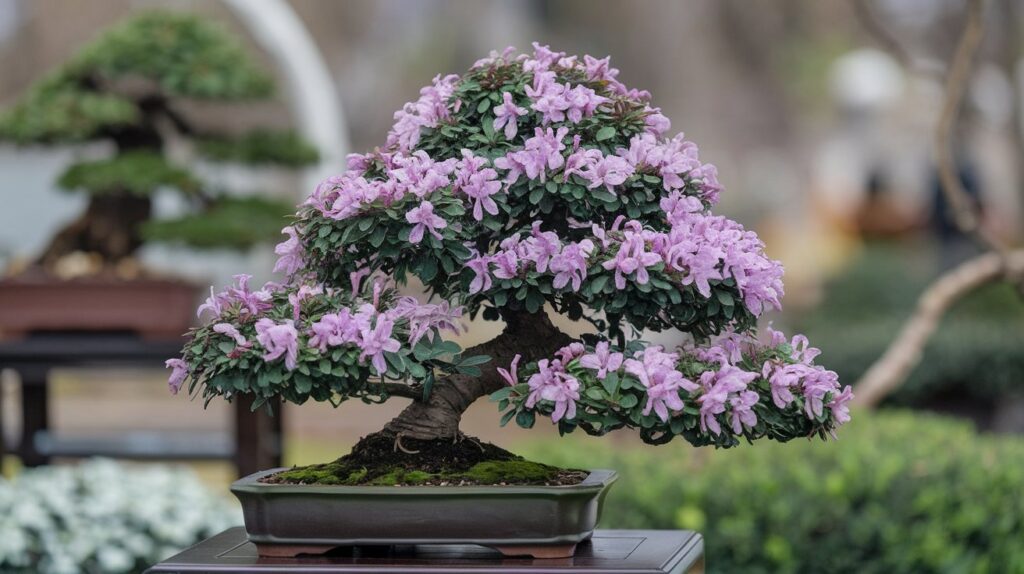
[269,458,566,486]
[462,460,558,484]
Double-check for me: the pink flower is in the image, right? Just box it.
[498,354,522,386]
[165,358,188,394]
[228,274,274,317]
[213,323,248,347]
[697,364,758,435]
[405,201,447,244]
[358,315,402,375]
[579,341,623,380]
[624,347,698,422]
[196,287,226,319]
[493,91,528,140]
[729,390,759,434]
[462,169,502,221]
[564,84,607,123]
[272,226,304,277]
[255,318,300,371]
[466,251,494,294]
[601,230,663,289]
[308,309,361,351]
[581,154,634,193]
[525,359,580,423]
[550,239,594,291]
[829,385,854,426]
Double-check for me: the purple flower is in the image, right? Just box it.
[493,91,528,140]
[525,359,580,423]
[196,287,226,319]
[829,385,854,426]
[579,341,623,380]
[462,169,502,221]
[697,364,758,435]
[581,154,634,193]
[601,229,663,289]
[555,342,586,363]
[255,318,300,371]
[729,390,759,434]
[624,347,698,422]
[498,354,522,386]
[213,323,248,347]
[349,267,371,298]
[466,251,494,294]
[550,239,594,291]
[491,249,520,280]
[762,362,804,409]
[165,358,188,394]
[308,309,361,351]
[358,315,402,375]
[228,274,274,317]
[272,226,304,277]
[564,84,607,123]
[526,222,562,273]
[405,201,447,244]
[801,367,841,420]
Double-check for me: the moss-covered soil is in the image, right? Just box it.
[263,432,587,486]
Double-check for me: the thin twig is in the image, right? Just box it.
[934,0,1005,253]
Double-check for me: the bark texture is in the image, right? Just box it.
[37,192,152,268]
[383,311,573,440]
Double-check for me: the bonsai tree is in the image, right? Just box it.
[167,45,852,482]
[0,11,317,273]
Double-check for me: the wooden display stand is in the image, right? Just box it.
[145,527,704,573]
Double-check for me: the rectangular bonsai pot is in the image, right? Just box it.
[231,468,617,558]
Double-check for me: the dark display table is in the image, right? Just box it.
[0,333,281,476]
[146,527,704,573]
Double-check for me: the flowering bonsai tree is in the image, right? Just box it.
[168,45,852,480]
[0,11,317,272]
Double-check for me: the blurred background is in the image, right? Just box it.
[0,1,1022,572]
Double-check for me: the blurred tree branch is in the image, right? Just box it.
[851,0,917,73]
[852,0,1024,408]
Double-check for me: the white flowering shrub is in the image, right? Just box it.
[0,459,240,574]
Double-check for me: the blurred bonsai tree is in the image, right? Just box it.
[0,11,318,272]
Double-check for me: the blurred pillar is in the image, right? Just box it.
[221,0,350,194]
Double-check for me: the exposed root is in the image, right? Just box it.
[393,433,421,452]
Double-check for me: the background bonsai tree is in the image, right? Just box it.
[0,11,317,274]
[168,45,852,480]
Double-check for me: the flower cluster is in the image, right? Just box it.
[494,327,852,448]
[166,274,467,403]
[466,222,595,294]
[387,73,460,151]
[0,459,239,574]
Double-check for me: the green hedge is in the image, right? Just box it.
[523,411,1024,574]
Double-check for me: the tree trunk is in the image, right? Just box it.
[36,192,152,269]
[382,311,573,440]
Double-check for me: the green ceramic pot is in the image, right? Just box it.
[231,468,617,558]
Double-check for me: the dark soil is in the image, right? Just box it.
[263,432,588,487]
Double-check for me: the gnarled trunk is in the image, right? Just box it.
[36,192,152,268]
[383,311,573,441]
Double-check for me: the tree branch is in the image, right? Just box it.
[935,0,1004,252]
[851,249,1024,407]
[851,0,922,75]
[382,311,573,440]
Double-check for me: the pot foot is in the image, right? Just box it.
[256,543,338,558]
[491,543,578,559]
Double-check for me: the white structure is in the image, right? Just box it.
[221,0,350,192]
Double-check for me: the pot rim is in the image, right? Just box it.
[232,467,617,496]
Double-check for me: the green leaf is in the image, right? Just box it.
[476,98,491,113]
[620,394,639,408]
[602,372,620,395]
[458,355,492,367]
[596,126,616,141]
